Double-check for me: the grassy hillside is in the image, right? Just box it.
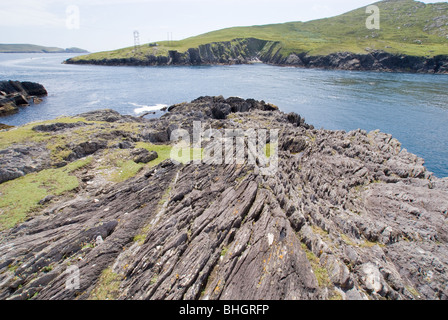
[71,0,448,62]
[0,44,88,53]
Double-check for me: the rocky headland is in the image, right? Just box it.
[0,80,48,117]
[0,96,447,300]
[65,38,448,74]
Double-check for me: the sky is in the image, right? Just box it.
[0,0,442,52]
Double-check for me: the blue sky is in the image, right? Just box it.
[0,0,442,52]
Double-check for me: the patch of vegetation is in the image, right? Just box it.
[329,290,344,300]
[341,234,359,247]
[66,157,93,171]
[158,186,172,206]
[8,264,18,273]
[41,266,53,273]
[96,149,142,183]
[133,233,147,245]
[221,246,229,257]
[0,157,92,231]
[89,268,123,300]
[264,143,278,159]
[135,142,173,166]
[81,243,95,250]
[150,274,158,285]
[0,117,96,151]
[360,239,386,248]
[109,160,144,183]
[301,243,332,289]
[406,285,421,298]
[0,126,49,150]
[341,233,385,248]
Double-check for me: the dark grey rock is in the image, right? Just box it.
[0,96,447,301]
[0,81,47,117]
[32,122,88,132]
[132,149,158,164]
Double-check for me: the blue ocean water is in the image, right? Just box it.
[1,53,447,177]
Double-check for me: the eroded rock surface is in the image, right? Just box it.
[0,97,447,300]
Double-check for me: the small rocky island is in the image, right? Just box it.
[0,96,447,300]
[0,80,48,117]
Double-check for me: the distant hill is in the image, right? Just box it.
[70,0,447,66]
[0,44,88,54]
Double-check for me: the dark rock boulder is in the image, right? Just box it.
[132,149,158,164]
[211,103,231,119]
[282,136,308,153]
[66,140,108,161]
[0,101,18,116]
[0,81,47,117]
[20,82,48,96]
[0,145,52,184]
[148,130,169,143]
[286,112,313,129]
[0,123,14,130]
[79,109,138,122]
[32,122,88,132]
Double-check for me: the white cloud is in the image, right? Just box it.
[0,0,65,27]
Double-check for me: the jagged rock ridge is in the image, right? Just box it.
[0,96,447,300]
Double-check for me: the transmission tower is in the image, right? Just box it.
[134,30,141,51]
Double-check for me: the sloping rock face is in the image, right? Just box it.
[277,51,448,73]
[0,97,447,300]
[0,81,47,116]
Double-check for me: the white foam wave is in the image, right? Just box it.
[131,103,168,114]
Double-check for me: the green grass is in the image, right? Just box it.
[0,157,92,231]
[221,246,229,257]
[406,285,421,298]
[264,143,272,158]
[301,243,332,289]
[89,268,123,300]
[0,117,91,150]
[135,142,173,167]
[135,142,203,164]
[109,160,144,183]
[71,0,448,64]
[98,143,174,183]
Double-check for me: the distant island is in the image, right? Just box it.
[66,0,448,73]
[0,44,88,54]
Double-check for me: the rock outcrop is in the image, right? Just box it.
[65,38,448,74]
[0,96,447,300]
[278,51,448,73]
[0,81,47,116]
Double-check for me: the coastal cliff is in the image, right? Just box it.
[65,38,448,73]
[0,96,447,300]
[65,39,448,74]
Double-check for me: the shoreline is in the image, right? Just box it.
[65,40,448,75]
